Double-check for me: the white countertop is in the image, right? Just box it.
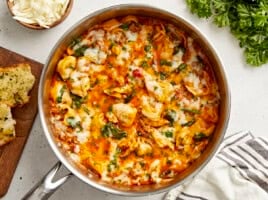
[1,0,268,199]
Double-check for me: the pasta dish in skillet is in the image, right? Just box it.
[49,15,220,186]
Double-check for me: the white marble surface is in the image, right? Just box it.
[1,0,268,199]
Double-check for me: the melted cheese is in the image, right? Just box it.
[125,31,138,41]
[144,73,174,102]
[84,47,107,64]
[69,71,90,97]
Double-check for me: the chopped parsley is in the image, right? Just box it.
[82,106,90,115]
[164,109,177,124]
[119,23,129,30]
[107,148,121,172]
[66,117,81,129]
[160,59,172,66]
[173,45,185,55]
[101,123,127,139]
[73,45,88,57]
[144,45,151,52]
[140,60,149,68]
[193,132,208,141]
[181,119,196,127]
[108,105,113,112]
[124,90,136,103]
[70,36,82,48]
[71,94,86,109]
[164,131,173,138]
[186,0,268,66]
[159,72,168,80]
[181,108,200,114]
[175,63,187,72]
[56,85,66,103]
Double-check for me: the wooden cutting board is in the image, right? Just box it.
[0,46,43,197]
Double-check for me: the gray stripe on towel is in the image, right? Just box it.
[181,192,209,200]
[238,145,268,169]
[219,151,268,192]
[229,147,268,179]
[246,139,268,161]
[258,137,268,146]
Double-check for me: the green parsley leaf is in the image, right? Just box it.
[186,0,212,18]
[140,60,149,68]
[74,45,88,57]
[101,123,127,139]
[160,59,172,66]
[71,94,86,109]
[193,132,208,141]
[181,119,196,127]
[164,109,177,124]
[186,0,268,66]
[181,108,200,114]
[175,63,187,72]
[66,117,81,129]
[70,37,82,48]
[164,131,173,138]
[56,85,66,103]
[144,45,151,52]
[119,23,129,30]
[159,72,168,80]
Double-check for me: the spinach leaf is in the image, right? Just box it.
[193,132,208,141]
[160,59,172,66]
[101,123,127,139]
[66,117,81,129]
[119,23,129,30]
[74,45,88,57]
[181,108,200,114]
[70,37,82,48]
[164,109,177,124]
[175,63,187,73]
[181,119,196,127]
[71,94,85,109]
[56,85,66,103]
[144,45,151,52]
[164,131,173,138]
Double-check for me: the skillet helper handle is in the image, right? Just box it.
[22,162,72,200]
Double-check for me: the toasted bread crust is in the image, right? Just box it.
[0,63,35,107]
[0,63,35,146]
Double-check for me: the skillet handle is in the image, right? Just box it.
[22,162,72,200]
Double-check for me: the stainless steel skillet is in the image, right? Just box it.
[23,4,231,200]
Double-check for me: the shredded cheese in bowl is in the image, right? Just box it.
[9,0,70,28]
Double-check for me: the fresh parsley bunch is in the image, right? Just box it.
[186,0,268,66]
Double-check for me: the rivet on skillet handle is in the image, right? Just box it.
[22,162,73,200]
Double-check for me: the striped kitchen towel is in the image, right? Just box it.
[164,131,268,200]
